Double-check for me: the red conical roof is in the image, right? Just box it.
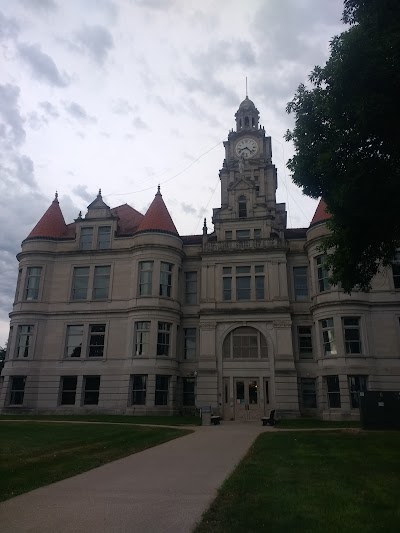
[310,198,332,226]
[26,194,68,239]
[137,188,179,235]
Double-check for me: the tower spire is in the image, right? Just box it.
[246,76,248,98]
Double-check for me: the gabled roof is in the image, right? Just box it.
[26,194,68,239]
[136,188,179,236]
[111,204,144,235]
[310,198,332,226]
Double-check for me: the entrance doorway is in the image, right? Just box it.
[234,378,263,421]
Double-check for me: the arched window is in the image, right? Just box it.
[252,117,255,127]
[244,116,249,127]
[239,118,242,129]
[223,327,268,359]
[238,196,247,218]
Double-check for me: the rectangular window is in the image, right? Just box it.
[155,375,169,406]
[160,262,173,297]
[97,226,111,249]
[184,272,197,304]
[348,375,367,409]
[65,325,83,358]
[393,260,400,289]
[236,266,251,300]
[157,322,171,356]
[223,267,232,301]
[8,376,26,406]
[131,375,147,405]
[343,317,362,354]
[225,231,232,240]
[184,328,196,360]
[134,322,150,356]
[300,378,317,408]
[9,376,26,405]
[93,265,111,299]
[80,227,93,250]
[321,318,337,356]
[293,266,308,301]
[139,261,153,296]
[15,268,22,302]
[316,255,330,292]
[25,267,42,300]
[183,378,195,406]
[17,325,34,358]
[236,229,250,240]
[298,326,313,359]
[60,376,77,405]
[254,229,261,239]
[88,325,106,357]
[83,376,100,405]
[326,376,341,408]
[255,265,264,299]
[72,267,89,300]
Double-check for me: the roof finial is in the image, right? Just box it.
[246,76,248,98]
[98,188,102,197]
[54,190,58,201]
[157,184,161,194]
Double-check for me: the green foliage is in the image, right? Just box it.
[286,0,400,292]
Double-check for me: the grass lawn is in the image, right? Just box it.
[278,418,360,429]
[0,414,201,426]
[195,431,400,533]
[0,422,190,502]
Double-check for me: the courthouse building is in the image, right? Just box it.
[1,97,400,419]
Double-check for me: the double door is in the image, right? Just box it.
[234,378,263,421]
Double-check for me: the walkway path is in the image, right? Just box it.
[0,423,265,533]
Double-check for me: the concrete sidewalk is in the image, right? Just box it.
[0,423,265,533]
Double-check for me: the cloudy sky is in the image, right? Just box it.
[0,0,345,344]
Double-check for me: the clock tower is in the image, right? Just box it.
[212,96,287,242]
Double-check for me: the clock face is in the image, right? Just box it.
[235,137,258,158]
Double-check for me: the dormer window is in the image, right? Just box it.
[238,196,247,218]
[80,227,93,250]
[98,226,111,249]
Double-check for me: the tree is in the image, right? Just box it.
[285,0,400,292]
[0,345,6,372]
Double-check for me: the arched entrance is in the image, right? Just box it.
[222,326,270,421]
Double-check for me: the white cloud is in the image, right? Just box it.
[74,25,114,65]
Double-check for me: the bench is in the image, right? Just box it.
[262,410,277,426]
[211,415,221,425]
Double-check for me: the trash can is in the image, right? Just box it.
[200,406,212,426]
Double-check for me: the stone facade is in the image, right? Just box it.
[1,97,400,420]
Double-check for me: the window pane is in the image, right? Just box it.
[256,276,264,300]
[155,375,169,405]
[88,325,105,357]
[84,376,100,405]
[9,376,26,405]
[327,376,341,408]
[139,261,153,296]
[132,375,147,405]
[17,325,34,358]
[236,230,250,240]
[93,266,111,299]
[80,227,93,250]
[236,276,251,300]
[60,376,77,405]
[157,322,171,356]
[135,322,150,356]
[223,277,232,301]
[183,378,195,406]
[98,226,111,249]
[294,266,308,300]
[25,267,42,300]
[72,267,89,300]
[160,262,173,297]
[184,272,197,304]
[300,378,317,408]
[184,328,196,360]
[66,325,83,357]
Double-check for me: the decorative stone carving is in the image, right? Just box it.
[273,321,292,328]
[200,322,217,330]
